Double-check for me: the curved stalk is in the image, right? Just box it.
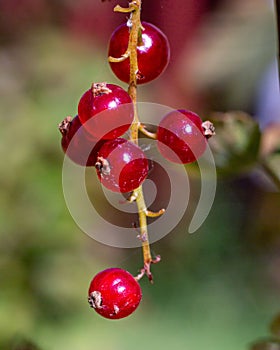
[109,0,162,282]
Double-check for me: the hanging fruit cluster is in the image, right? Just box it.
[58,0,214,320]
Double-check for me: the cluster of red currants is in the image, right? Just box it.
[59,20,214,319]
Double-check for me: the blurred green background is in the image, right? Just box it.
[0,1,280,349]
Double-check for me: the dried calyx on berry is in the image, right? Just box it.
[202,120,215,139]
[59,115,105,166]
[95,156,111,176]
[91,82,112,97]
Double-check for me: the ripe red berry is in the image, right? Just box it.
[95,138,149,193]
[157,109,207,164]
[78,82,134,140]
[108,21,170,84]
[59,115,106,166]
[88,268,142,319]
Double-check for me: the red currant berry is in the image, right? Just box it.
[95,138,149,193]
[78,82,134,139]
[88,268,142,320]
[59,115,106,166]
[108,21,170,84]
[157,109,207,164]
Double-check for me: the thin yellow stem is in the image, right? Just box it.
[127,0,141,145]
[125,0,153,269]
[111,0,162,281]
[133,187,151,262]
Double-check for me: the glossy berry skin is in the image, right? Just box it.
[108,21,170,84]
[88,268,142,320]
[78,83,134,140]
[95,138,149,193]
[157,109,207,164]
[59,115,106,166]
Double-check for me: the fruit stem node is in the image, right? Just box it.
[113,2,138,13]
[139,124,157,139]
[145,208,165,218]
[108,51,130,63]
[135,255,161,283]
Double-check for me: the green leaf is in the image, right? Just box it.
[259,123,280,189]
[209,111,261,176]
[249,338,280,350]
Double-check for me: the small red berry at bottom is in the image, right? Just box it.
[88,268,142,320]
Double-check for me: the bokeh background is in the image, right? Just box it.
[1,0,280,349]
